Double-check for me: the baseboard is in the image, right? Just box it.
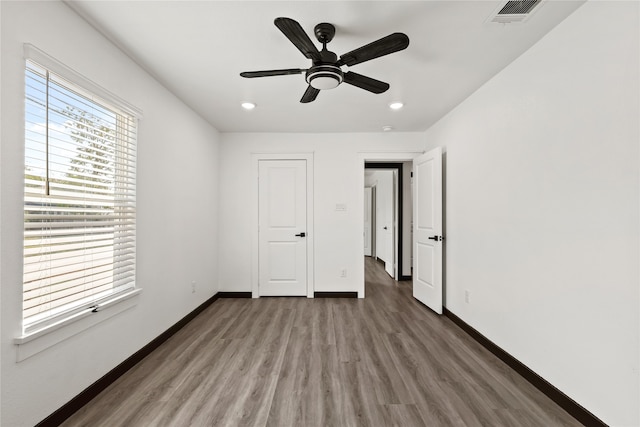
[217,292,252,298]
[36,293,220,427]
[399,275,412,281]
[314,292,358,298]
[220,291,358,298]
[443,308,607,427]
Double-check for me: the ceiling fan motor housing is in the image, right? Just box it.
[306,65,343,90]
[307,23,342,91]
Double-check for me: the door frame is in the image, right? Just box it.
[356,151,423,298]
[251,153,315,298]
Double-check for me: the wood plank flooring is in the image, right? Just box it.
[61,258,581,426]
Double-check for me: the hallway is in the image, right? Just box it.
[61,258,580,426]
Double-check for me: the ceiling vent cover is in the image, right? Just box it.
[488,0,544,24]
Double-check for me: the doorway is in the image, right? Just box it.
[364,164,403,280]
[355,152,422,297]
[363,161,415,283]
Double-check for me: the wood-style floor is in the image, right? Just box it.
[61,258,581,427]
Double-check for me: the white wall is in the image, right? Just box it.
[423,2,639,426]
[218,133,425,293]
[0,2,221,426]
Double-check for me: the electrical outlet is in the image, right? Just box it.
[340,269,347,278]
[191,281,196,293]
[464,290,471,304]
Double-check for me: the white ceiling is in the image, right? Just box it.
[66,1,584,133]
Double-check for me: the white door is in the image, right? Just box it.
[413,147,443,314]
[364,187,372,256]
[390,170,398,279]
[371,186,377,258]
[375,170,395,278]
[258,160,307,296]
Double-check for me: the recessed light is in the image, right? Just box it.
[389,102,404,110]
[241,102,256,110]
[382,126,394,132]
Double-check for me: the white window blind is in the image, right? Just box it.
[23,58,138,335]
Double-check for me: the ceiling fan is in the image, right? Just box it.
[240,17,410,103]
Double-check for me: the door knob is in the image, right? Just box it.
[428,235,443,241]
[295,232,306,237]
[383,226,388,230]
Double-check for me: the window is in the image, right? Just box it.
[23,50,139,336]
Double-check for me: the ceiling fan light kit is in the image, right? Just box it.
[240,17,409,103]
[306,65,343,90]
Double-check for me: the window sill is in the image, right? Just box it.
[14,288,142,362]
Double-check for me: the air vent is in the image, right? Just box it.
[487,0,544,24]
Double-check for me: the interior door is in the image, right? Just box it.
[371,186,377,258]
[258,160,307,296]
[413,147,443,314]
[364,187,372,256]
[384,171,396,278]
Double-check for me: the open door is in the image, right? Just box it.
[364,187,372,256]
[387,170,397,279]
[413,147,443,314]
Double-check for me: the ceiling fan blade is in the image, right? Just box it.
[300,85,320,103]
[274,17,321,61]
[240,69,304,78]
[343,72,389,94]
[338,33,409,67]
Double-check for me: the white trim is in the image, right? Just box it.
[23,43,143,118]
[251,153,315,299]
[14,288,141,362]
[15,288,141,345]
[356,151,423,298]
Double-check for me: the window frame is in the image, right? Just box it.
[16,45,143,349]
